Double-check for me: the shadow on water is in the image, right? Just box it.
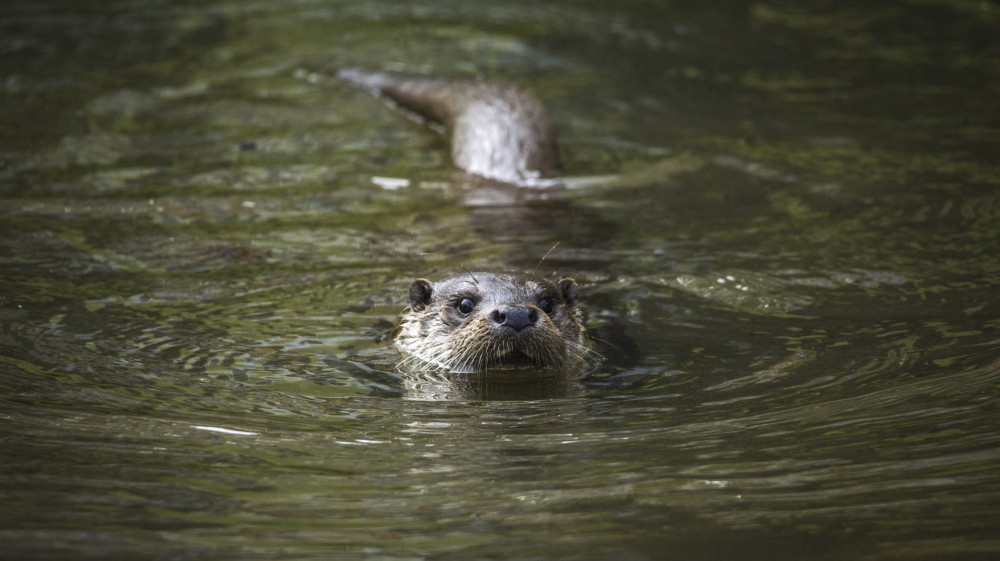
[1,0,999,559]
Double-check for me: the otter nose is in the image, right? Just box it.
[490,306,538,331]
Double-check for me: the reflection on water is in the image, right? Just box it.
[2,0,999,559]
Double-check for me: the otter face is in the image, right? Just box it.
[395,273,592,374]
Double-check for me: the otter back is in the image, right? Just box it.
[338,69,561,187]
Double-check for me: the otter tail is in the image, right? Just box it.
[337,68,463,127]
[337,68,561,186]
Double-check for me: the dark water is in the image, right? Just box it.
[2,0,999,559]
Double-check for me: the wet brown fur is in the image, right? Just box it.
[395,273,593,374]
[338,69,561,186]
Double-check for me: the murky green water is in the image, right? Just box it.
[2,0,999,559]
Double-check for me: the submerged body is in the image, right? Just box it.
[395,272,592,374]
[338,68,561,186]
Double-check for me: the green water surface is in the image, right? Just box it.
[1,0,999,559]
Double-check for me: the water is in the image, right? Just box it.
[2,0,999,559]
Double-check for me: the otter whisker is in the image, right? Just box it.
[532,242,560,276]
[461,267,480,286]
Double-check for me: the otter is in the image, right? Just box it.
[395,272,594,374]
[337,68,560,187]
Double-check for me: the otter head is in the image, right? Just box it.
[395,273,590,374]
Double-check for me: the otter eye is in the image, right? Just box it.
[457,298,476,316]
[538,297,554,314]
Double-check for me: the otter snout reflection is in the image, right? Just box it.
[395,272,594,374]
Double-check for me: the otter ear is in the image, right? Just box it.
[409,279,434,311]
[558,278,578,306]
